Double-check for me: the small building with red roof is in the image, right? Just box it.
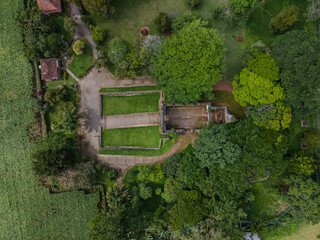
[37,0,62,14]
[40,58,60,81]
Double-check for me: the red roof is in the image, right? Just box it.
[40,58,60,80]
[37,0,62,14]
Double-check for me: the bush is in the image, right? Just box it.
[73,39,85,55]
[90,25,106,42]
[108,37,131,67]
[172,10,201,32]
[187,0,200,8]
[63,16,76,34]
[269,5,300,34]
[213,7,223,19]
[139,183,152,200]
[153,12,171,33]
[242,44,266,66]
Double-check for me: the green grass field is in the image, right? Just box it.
[0,2,99,239]
[47,73,78,90]
[68,42,93,78]
[100,86,159,93]
[102,126,162,148]
[103,93,160,115]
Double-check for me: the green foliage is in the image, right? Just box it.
[139,183,153,200]
[54,101,78,132]
[194,124,241,169]
[153,12,171,33]
[289,153,315,176]
[302,130,320,149]
[80,0,114,18]
[305,0,320,22]
[286,176,320,223]
[272,30,320,117]
[136,164,165,183]
[168,190,208,230]
[154,19,225,103]
[73,39,85,55]
[247,102,292,131]
[228,0,258,14]
[32,132,76,176]
[172,11,201,32]
[68,42,94,77]
[108,37,130,67]
[161,177,182,203]
[187,0,201,8]
[63,16,76,34]
[242,44,266,67]
[91,25,106,41]
[269,5,300,34]
[233,53,285,106]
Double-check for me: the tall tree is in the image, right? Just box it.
[272,30,320,117]
[154,19,225,103]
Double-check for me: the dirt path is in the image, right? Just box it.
[99,132,198,171]
[213,74,234,93]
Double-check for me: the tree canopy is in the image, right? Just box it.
[272,30,320,117]
[154,19,225,103]
[228,0,258,14]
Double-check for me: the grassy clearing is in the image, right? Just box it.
[246,181,284,222]
[247,0,309,47]
[103,93,160,115]
[68,42,93,78]
[47,73,78,90]
[99,134,178,156]
[0,1,98,239]
[102,126,162,148]
[100,86,159,92]
[212,91,246,118]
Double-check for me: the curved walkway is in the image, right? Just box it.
[99,132,198,170]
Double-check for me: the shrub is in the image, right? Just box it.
[269,5,300,33]
[213,7,223,19]
[139,183,152,200]
[153,12,171,33]
[91,25,106,42]
[187,0,200,8]
[63,16,76,34]
[108,37,131,67]
[172,10,201,32]
[242,44,266,66]
[73,39,85,55]
[155,188,162,195]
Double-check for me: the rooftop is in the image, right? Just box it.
[37,0,62,14]
[40,58,60,80]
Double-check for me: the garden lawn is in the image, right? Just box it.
[100,86,159,93]
[0,2,98,239]
[246,181,284,222]
[212,91,246,118]
[99,134,178,156]
[68,42,93,78]
[103,93,160,115]
[102,126,162,148]
[247,0,310,47]
[47,73,78,90]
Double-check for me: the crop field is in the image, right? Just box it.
[103,93,160,115]
[0,1,98,239]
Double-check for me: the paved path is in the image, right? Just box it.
[103,112,160,129]
[71,4,98,60]
[66,68,80,82]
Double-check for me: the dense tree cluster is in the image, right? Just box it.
[154,19,225,103]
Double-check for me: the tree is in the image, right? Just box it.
[91,26,105,42]
[153,12,171,33]
[139,183,152,200]
[233,53,285,106]
[163,154,180,177]
[63,16,76,34]
[286,176,320,223]
[228,0,258,14]
[269,5,300,34]
[161,177,182,203]
[168,190,208,230]
[272,30,320,117]
[187,0,201,8]
[175,153,206,189]
[32,132,76,176]
[247,102,292,131]
[108,37,130,67]
[305,0,320,33]
[289,153,315,176]
[154,19,225,103]
[80,0,114,18]
[302,130,320,149]
[73,39,85,55]
[54,101,78,132]
[172,11,201,32]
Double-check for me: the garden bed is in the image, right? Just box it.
[103,92,160,115]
